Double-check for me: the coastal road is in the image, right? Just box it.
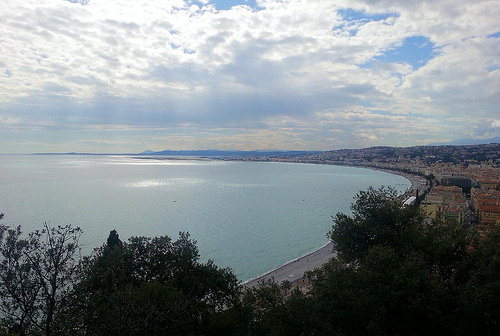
[242,241,337,288]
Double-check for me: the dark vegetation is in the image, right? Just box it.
[1,187,500,335]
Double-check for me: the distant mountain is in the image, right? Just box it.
[33,149,322,156]
[139,150,156,155]
[429,136,500,146]
[136,149,322,157]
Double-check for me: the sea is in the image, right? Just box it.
[0,155,410,281]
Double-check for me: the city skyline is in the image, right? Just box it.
[1,0,499,154]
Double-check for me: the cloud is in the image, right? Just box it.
[0,0,499,152]
[65,0,90,5]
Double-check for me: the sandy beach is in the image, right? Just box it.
[242,241,337,288]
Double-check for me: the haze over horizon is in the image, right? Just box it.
[1,0,499,154]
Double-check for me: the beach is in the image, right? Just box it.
[242,168,427,288]
[242,241,337,288]
[392,171,429,196]
[366,167,429,197]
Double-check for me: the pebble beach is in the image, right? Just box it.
[242,169,426,288]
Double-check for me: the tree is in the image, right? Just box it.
[0,225,40,336]
[307,246,457,335]
[245,187,479,335]
[58,231,241,336]
[0,223,82,336]
[329,186,424,263]
[328,186,472,272]
[241,279,313,335]
[455,225,500,334]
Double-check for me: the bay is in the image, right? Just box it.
[0,155,410,281]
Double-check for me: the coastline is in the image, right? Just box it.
[132,156,427,287]
[374,168,429,196]
[241,165,427,288]
[342,164,428,197]
[242,241,336,288]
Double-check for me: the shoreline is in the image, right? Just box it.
[242,241,336,288]
[132,156,426,286]
[367,167,428,195]
[241,165,427,288]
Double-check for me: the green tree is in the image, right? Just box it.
[329,186,424,263]
[57,231,240,336]
[0,225,40,335]
[329,186,471,273]
[308,246,456,335]
[0,223,82,336]
[241,280,313,336]
[456,225,500,334]
[246,187,478,335]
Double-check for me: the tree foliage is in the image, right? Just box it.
[2,187,500,335]
[0,223,81,336]
[54,231,240,336]
[241,187,499,335]
[329,186,426,262]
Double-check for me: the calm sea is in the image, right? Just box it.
[0,155,410,281]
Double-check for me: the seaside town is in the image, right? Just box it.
[241,142,500,291]
[235,143,500,231]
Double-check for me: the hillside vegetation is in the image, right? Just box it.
[1,187,499,335]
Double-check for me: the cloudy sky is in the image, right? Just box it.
[1,0,499,153]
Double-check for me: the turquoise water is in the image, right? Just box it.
[0,155,410,280]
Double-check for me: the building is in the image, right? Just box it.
[471,188,500,228]
[441,175,477,189]
[420,186,468,224]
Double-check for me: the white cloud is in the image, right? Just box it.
[0,0,498,152]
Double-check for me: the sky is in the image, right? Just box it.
[0,0,499,153]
